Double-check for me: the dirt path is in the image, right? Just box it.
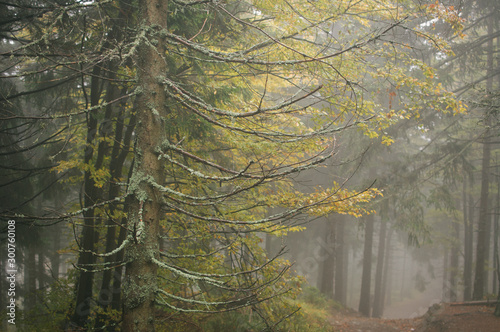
[328,303,500,332]
[418,303,500,332]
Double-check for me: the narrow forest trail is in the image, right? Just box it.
[328,302,500,332]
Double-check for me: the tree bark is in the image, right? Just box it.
[359,214,374,316]
[122,0,169,330]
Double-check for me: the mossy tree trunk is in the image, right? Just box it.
[122,0,169,330]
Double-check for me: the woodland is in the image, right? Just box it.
[0,0,499,331]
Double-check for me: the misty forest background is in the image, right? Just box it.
[1,0,500,331]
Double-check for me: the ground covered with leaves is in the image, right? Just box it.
[328,302,500,332]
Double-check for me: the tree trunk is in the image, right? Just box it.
[443,247,449,301]
[463,173,474,301]
[493,167,499,296]
[449,220,460,302]
[112,110,137,313]
[473,15,494,301]
[50,225,61,279]
[122,0,169,330]
[71,64,104,326]
[495,225,500,316]
[318,219,336,298]
[37,250,46,290]
[373,201,388,318]
[98,64,136,320]
[24,244,37,311]
[472,103,492,301]
[334,215,347,305]
[359,214,374,316]
[381,228,393,310]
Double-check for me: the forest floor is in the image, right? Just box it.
[328,302,500,331]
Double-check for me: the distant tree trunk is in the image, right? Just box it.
[449,220,460,302]
[400,245,407,301]
[50,225,61,279]
[381,228,393,310]
[334,215,347,305]
[25,244,37,311]
[38,250,46,290]
[349,248,355,305]
[373,201,388,317]
[318,219,336,298]
[473,16,494,301]
[495,225,500,317]
[359,214,374,316]
[443,247,449,301]
[485,209,493,294]
[473,111,492,302]
[122,0,169,329]
[463,173,474,301]
[495,195,500,317]
[265,233,274,256]
[493,168,499,296]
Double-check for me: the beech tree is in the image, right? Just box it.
[0,0,466,330]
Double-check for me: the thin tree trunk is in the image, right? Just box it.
[400,245,407,301]
[25,244,37,311]
[464,173,474,301]
[71,64,103,326]
[122,0,169,329]
[449,220,460,302]
[359,214,374,316]
[485,208,493,294]
[495,223,500,316]
[50,225,61,279]
[98,67,135,317]
[381,228,393,310]
[38,250,46,290]
[493,165,499,296]
[334,215,346,305]
[443,247,449,301]
[373,200,388,317]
